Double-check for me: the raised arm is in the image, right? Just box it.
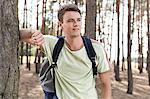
[20,29,44,46]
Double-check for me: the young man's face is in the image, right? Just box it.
[59,11,81,38]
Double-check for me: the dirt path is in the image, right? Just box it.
[19,64,44,99]
[111,70,150,99]
[19,63,150,99]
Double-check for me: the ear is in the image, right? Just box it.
[58,21,63,30]
[58,21,63,26]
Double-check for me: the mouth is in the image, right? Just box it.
[73,28,79,31]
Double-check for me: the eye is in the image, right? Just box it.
[67,19,74,22]
[77,18,81,22]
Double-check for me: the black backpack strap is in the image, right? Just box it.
[52,36,64,65]
[52,36,64,94]
[42,37,64,78]
[82,36,97,77]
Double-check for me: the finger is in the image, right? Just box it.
[34,33,43,40]
[31,36,37,43]
[36,36,44,43]
[33,36,44,45]
[37,40,45,46]
[32,33,43,42]
[31,39,36,45]
[35,40,44,46]
[32,30,41,37]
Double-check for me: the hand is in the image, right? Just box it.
[31,30,44,46]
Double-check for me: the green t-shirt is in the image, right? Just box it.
[42,35,110,99]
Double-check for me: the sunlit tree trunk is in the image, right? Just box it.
[110,0,115,62]
[115,0,121,81]
[127,0,133,94]
[146,0,150,86]
[85,0,96,39]
[121,0,125,71]
[138,0,144,74]
[0,0,19,98]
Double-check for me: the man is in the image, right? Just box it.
[20,4,112,99]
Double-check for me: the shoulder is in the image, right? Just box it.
[91,39,101,44]
[43,35,59,44]
[90,39,107,57]
[42,35,59,49]
[91,39,103,50]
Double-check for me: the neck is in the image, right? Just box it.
[65,36,83,51]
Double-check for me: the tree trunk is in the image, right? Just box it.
[121,0,125,71]
[127,0,133,94]
[115,0,121,81]
[0,0,19,99]
[110,0,115,62]
[146,0,150,86]
[74,0,78,5]
[85,0,96,39]
[138,1,144,74]
[138,28,143,73]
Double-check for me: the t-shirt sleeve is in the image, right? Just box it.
[96,44,110,73]
[42,35,58,63]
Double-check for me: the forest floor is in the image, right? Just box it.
[18,58,150,99]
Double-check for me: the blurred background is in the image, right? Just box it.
[0,0,149,99]
[17,0,150,99]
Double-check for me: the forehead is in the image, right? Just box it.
[63,11,81,20]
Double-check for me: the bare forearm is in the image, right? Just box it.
[20,29,33,42]
[20,28,44,47]
[102,82,112,99]
[99,71,112,99]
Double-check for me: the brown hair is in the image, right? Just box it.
[58,4,81,22]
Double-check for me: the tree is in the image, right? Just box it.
[115,0,121,81]
[74,0,78,5]
[0,0,19,99]
[85,0,96,39]
[127,0,133,94]
[146,0,150,85]
[138,0,144,74]
[121,0,125,71]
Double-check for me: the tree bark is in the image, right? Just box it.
[0,0,19,99]
[127,0,133,94]
[85,0,96,39]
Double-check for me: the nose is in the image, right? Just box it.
[73,21,79,27]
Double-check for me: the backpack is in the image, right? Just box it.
[39,36,97,94]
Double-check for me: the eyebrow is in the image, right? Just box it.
[67,18,81,21]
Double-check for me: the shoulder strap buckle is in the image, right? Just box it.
[51,62,57,68]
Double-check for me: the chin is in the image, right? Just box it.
[71,34,81,38]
